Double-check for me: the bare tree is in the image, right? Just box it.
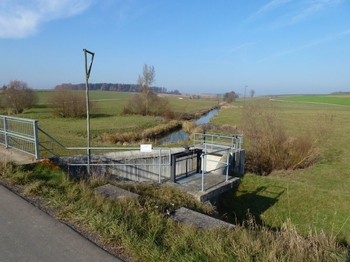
[223,91,237,103]
[124,63,174,118]
[137,64,155,115]
[250,89,255,98]
[1,80,37,114]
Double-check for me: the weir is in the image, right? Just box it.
[56,133,244,202]
[0,115,244,203]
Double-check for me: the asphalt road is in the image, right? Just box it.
[0,185,121,262]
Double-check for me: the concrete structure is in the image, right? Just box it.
[171,207,234,229]
[56,146,244,203]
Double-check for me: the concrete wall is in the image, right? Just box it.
[55,148,245,183]
[56,148,183,182]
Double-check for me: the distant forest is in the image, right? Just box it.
[54,83,181,94]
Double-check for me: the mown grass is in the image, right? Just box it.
[212,97,350,246]
[0,161,348,261]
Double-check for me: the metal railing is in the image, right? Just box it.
[38,126,172,183]
[193,132,243,153]
[0,115,39,159]
[200,145,231,192]
[192,133,244,191]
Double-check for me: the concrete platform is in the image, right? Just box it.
[165,172,240,203]
[0,146,38,165]
[171,207,234,229]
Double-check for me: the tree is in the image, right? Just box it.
[1,80,37,114]
[137,64,155,115]
[223,91,237,103]
[250,89,255,98]
[124,64,174,118]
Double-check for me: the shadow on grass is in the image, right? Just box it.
[216,185,285,225]
[34,104,48,109]
[90,113,114,118]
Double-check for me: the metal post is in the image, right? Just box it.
[33,120,40,159]
[4,117,9,148]
[83,49,95,175]
[225,148,230,182]
[158,149,161,184]
[201,153,207,192]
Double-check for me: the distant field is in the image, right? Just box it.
[277,95,350,106]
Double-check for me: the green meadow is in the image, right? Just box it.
[276,94,350,106]
[211,96,350,243]
[1,90,218,153]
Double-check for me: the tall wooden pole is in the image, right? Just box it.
[83,49,94,175]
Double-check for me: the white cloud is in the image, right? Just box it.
[226,42,256,55]
[0,0,92,38]
[266,28,350,59]
[247,0,292,21]
[248,0,344,26]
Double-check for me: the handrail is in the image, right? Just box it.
[200,145,231,192]
[38,126,172,183]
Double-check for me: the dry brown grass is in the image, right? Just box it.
[241,99,334,175]
[101,120,182,144]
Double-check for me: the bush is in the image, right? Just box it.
[48,90,97,118]
[240,99,332,175]
[1,80,37,114]
[123,92,174,118]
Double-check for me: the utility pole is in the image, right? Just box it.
[83,49,95,175]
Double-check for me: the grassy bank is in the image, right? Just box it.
[0,161,347,261]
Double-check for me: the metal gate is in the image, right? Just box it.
[0,115,39,159]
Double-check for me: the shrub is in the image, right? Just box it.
[1,80,37,114]
[123,92,174,118]
[48,89,97,118]
[240,99,332,175]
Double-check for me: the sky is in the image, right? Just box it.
[0,0,349,96]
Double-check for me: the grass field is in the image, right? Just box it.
[276,94,350,106]
[211,97,350,244]
[0,90,218,150]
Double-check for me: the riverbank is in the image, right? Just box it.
[101,104,224,145]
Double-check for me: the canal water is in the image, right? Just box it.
[157,109,219,144]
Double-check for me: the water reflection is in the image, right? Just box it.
[157,109,219,144]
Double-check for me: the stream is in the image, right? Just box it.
[157,109,219,144]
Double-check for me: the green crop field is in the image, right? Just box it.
[276,94,350,106]
[211,97,350,243]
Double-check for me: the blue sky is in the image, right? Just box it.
[1,0,349,95]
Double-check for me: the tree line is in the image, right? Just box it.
[54,83,181,95]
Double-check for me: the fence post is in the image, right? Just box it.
[158,149,161,183]
[201,153,206,192]
[225,148,230,182]
[33,120,40,159]
[4,117,9,148]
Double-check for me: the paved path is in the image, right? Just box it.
[0,185,121,262]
